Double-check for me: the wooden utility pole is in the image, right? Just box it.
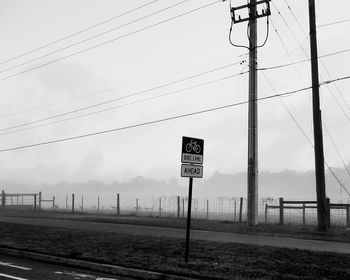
[308,0,328,231]
[247,0,258,226]
[230,0,271,226]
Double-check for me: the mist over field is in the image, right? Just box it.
[2,167,349,201]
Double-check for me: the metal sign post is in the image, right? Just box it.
[185,177,193,263]
[181,136,204,263]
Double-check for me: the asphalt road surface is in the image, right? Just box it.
[0,254,132,280]
[0,216,350,254]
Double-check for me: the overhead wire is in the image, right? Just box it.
[0,71,249,137]
[318,19,350,28]
[278,0,350,116]
[269,18,350,123]
[0,76,349,154]
[0,0,222,83]
[0,54,248,120]
[0,61,243,132]
[255,47,350,71]
[273,1,350,195]
[0,0,190,75]
[260,65,350,198]
[0,0,161,66]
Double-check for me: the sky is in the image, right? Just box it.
[0,0,350,200]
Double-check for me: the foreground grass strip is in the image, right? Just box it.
[0,222,349,279]
[2,210,350,243]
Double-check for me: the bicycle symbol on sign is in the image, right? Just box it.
[185,140,201,154]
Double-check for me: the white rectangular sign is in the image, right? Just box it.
[181,153,203,164]
[181,164,203,178]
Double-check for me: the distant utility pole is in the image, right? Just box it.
[231,0,271,226]
[308,0,328,231]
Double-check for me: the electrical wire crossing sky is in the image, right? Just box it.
[1,0,350,200]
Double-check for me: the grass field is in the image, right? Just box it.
[0,220,350,279]
[1,209,350,243]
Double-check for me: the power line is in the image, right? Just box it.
[270,8,350,193]
[0,61,242,132]
[322,116,350,179]
[277,0,350,118]
[0,84,315,154]
[319,48,350,60]
[318,18,350,28]
[0,72,249,137]
[272,2,350,122]
[0,55,247,121]
[0,0,160,66]
[272,3,350,195]
[258,58,309,71]
[0,0,189,75]
[324,164,350,197]
[1,76,349,153]
[258,47,350,71]
[281,0,306,34]
[0,0,222,83]
[261,66,350,198]
[259,65,313,146]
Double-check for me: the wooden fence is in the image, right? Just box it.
[1,190,55,211]
[265,197,350,227]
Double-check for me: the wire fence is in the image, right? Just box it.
[1,191,350,227]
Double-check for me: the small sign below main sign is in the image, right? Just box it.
[181,164,203,178]
[181,136,204,164]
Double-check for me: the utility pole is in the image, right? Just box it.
[247,0,258,226]
[308,0,328,231]
[231,0,271,226]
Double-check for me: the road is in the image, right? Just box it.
[0,254,129,280]
[0,216,350,254]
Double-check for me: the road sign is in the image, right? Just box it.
[181,164,203,178]
[180,136,204,263]
[181,136,204,164]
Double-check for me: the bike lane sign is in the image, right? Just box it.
[181,136,204,164]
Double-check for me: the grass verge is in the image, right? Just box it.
[2,210,350,243]
[0,222,349,279]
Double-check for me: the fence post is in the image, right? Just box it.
[21,195,23,205]
[265,203,268,223]
[117,193,120,216]
[159,197,162,217]
[206,199,209,220]
[177,196,180,219]
[279,197,284,225]
[234,200,237,222]
[346,206,350,228]
[1,190,5,210]
[239,197,243,223]
[302,203,306,225]
[66,196,68,210]
[81,196,84,211]
[98,196,100,213]
[38,191,42,210]
[136,198,139,216]
[52,196,55,210]
[182,198,185,218]
[326,197,331,228]
[34,194,37,212]
[72,194,75,214]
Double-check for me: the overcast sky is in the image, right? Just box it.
[0,0,349,196]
